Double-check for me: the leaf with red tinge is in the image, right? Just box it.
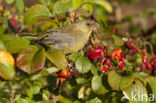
[0,50,15,80]
[16,49,46,74]
[24,4,52,25]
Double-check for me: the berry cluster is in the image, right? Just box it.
[87,39,156,74]
[88,46,125,73]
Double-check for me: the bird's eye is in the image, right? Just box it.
[86,23,90,26]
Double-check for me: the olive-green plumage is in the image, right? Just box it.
[30,20,96,54]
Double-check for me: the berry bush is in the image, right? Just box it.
[0,0,156,103]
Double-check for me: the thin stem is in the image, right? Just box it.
[145,41,155,57]
[135,37,145,48]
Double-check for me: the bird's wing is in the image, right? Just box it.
[41,31,78,48]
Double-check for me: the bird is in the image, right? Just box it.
[23,19,97,54]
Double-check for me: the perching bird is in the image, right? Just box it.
[23,20,97,54]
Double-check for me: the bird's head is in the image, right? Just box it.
[78,20,98,34]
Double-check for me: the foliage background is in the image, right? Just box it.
[0,0,156,103]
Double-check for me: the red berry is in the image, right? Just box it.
[142,49,152,70]
[118,60,125,70]
[88,46,103,60]
[111,48,124,61]
[111,48,125,70]
[9,16,18,31]
[57,68,71,78]
[100,58,111,73]
[150,56,156,69]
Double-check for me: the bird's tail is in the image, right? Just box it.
[20,33,41,37]
[20,29,54,39]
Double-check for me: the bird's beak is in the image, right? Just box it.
[91,24,98,31]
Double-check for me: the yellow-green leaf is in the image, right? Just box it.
[94,0,113,13]
[6,38,38,53]
[24,4,52,25]
[0,40,6,51]
[15,0,24,13]
[46,50,68,70]
[108,70,136,90]
[92,75,108,95]
[76,56,91,73]
[122,80,149,103]
[0,51,15,80]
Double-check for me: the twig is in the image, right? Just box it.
[145,41,155,56]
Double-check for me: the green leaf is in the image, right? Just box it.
[45,67,58,74]
[72,0,82,9]
[92,76,108,95]
[73,100,81,103]
[15,0,24,13]
[78,86,85,99]
[108,70,136,90]
[0,26,5,34]
[120,73,136,89]
[0,51,15,80]
[76,57,91,73]
[94,0,113,13]
[24,4,52,25]
[5,0,14,4]
[46,50,68,70]
[135,72,148,78]
[151,32,156,45]
[16,49,46,74]
[144,76,156,101]
[91,64,98,75]
[0,40,6,51]
[16,98,28,103]
[108,70,121,90]
[6,38,38,53]
[57,95,73,103]
[53,0,73,15]
[42,90,50,101]
[76,78,88,85]
[29,85,41,95]
[86,97,102,103]
[122,80,149,103]
[39,0,51,6]
[0,17,8,27]
[0,34,15,43]
[68,52,79,61]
